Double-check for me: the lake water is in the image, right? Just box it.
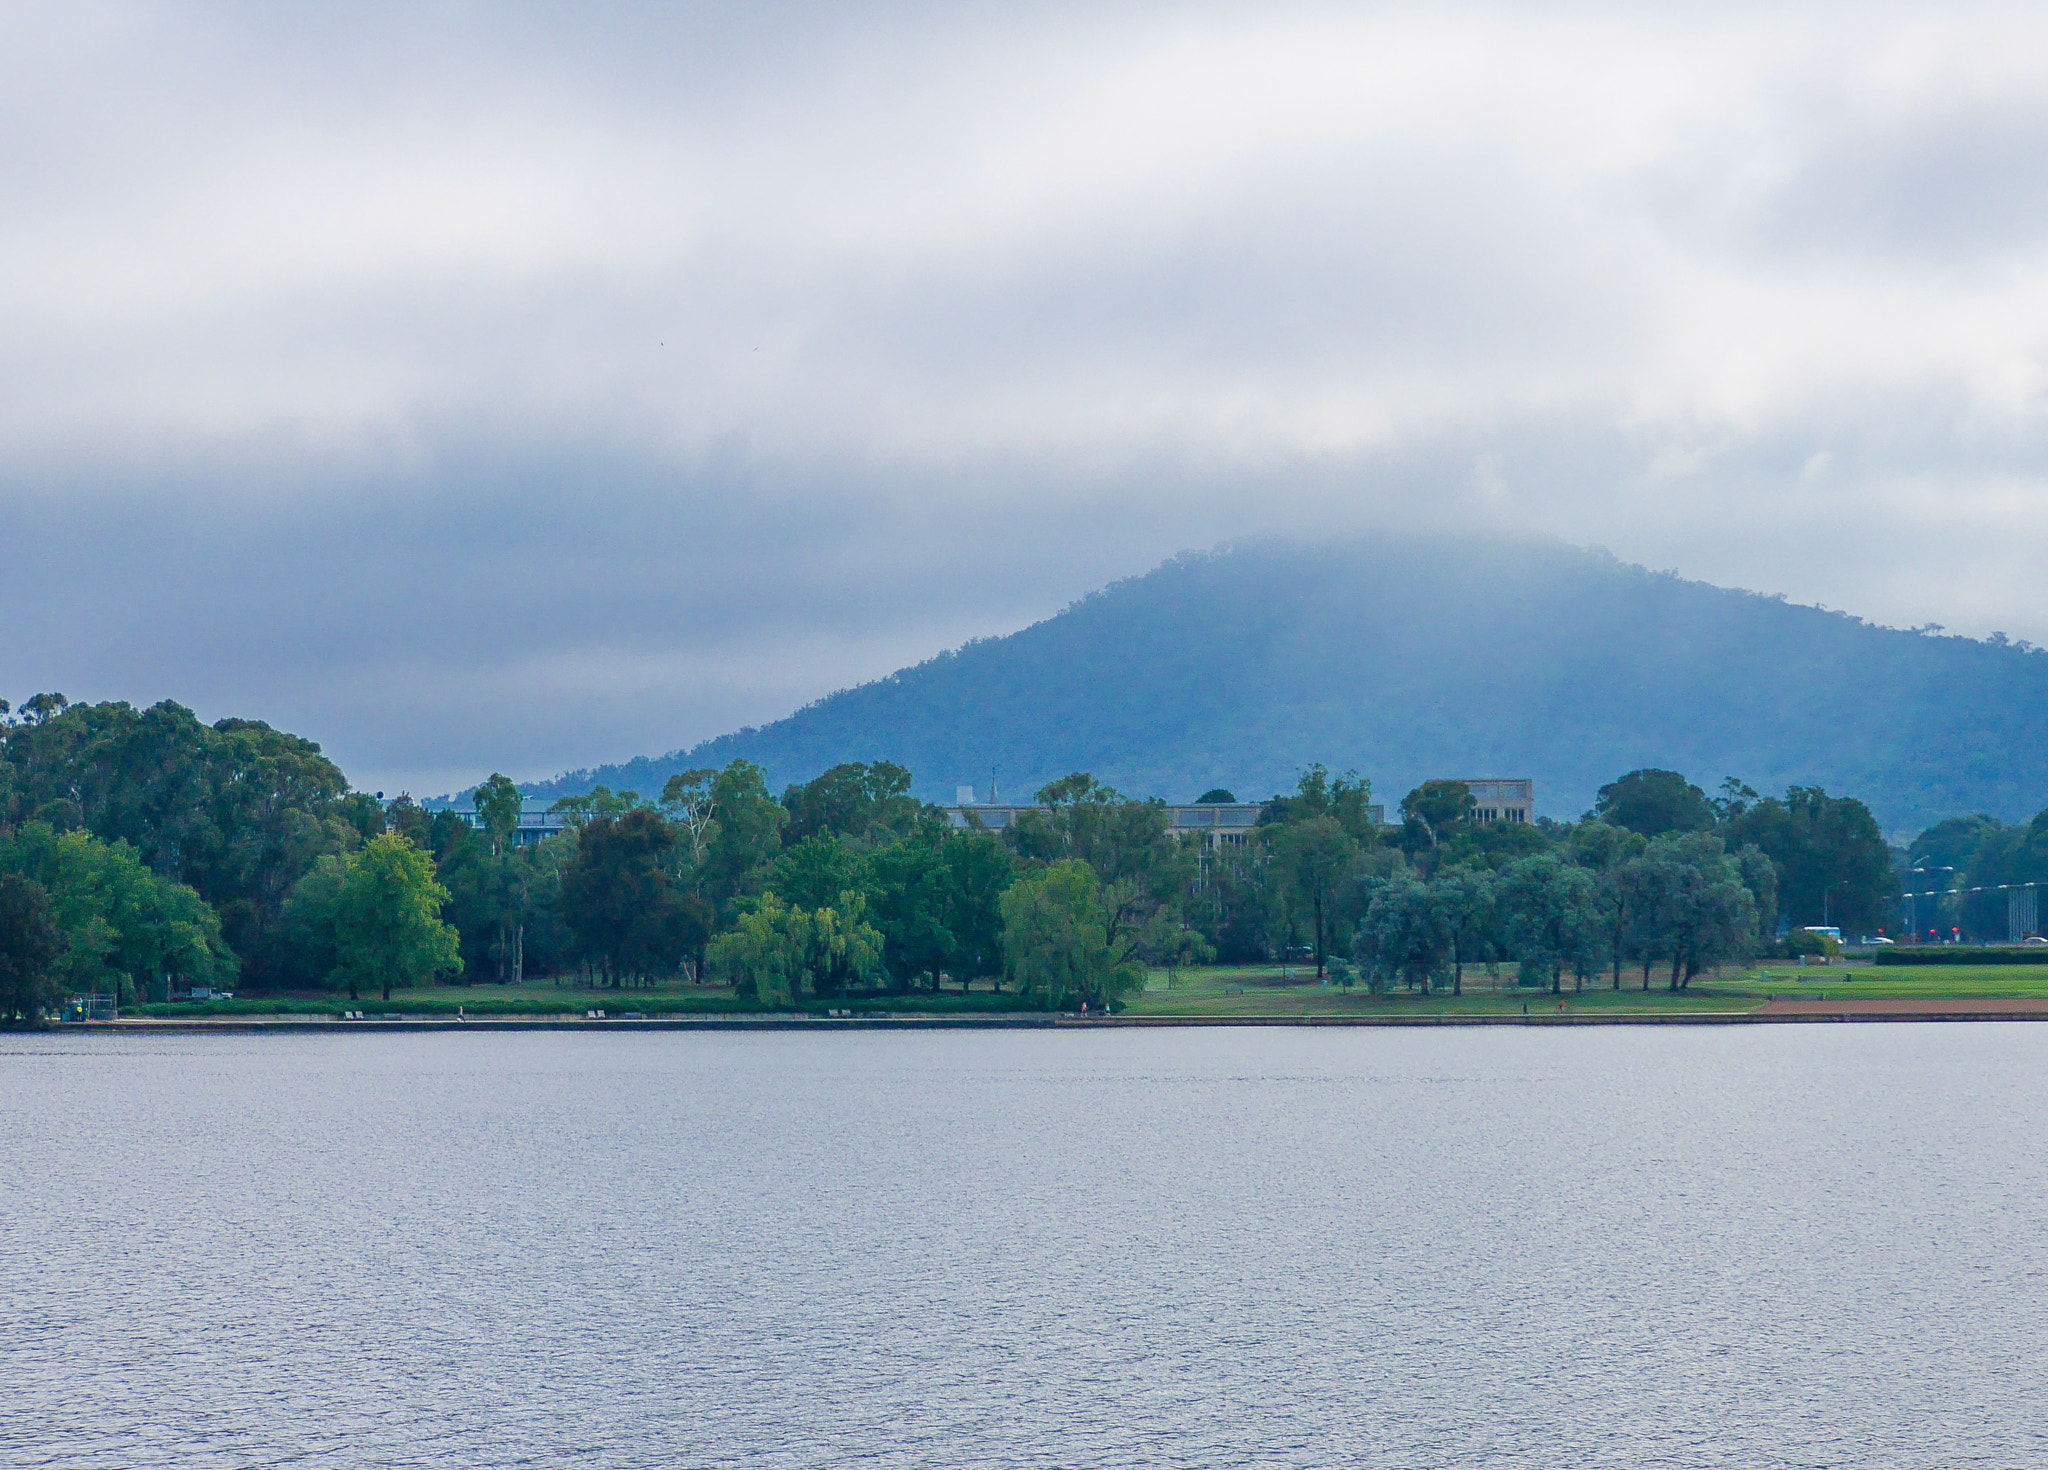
[6,1024,2048,1468]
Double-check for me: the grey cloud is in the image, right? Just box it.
[1644,89,2048,272]
[5,2,2048,791]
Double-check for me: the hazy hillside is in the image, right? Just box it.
[525,535,2048,835]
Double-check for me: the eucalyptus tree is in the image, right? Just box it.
[283,833,462,1002]
[1010,773,1189,967]
[1592,769,1717,839]
[1269,817,1359,980]
[1358,875,1453,994]
[1399,779,1476,853]
[562,809,704,985]
[0,874,63,1023]
[0,822,237,1003]
[780,761,927,847]
[0,696,365,988]
[1430,866,1497,996]
[1639,832,1761,989]
[1265,765,1379,840]
[1723,786,1893,935]
[1570,821,1650,989]
[469,773,527,980]
[1495,855,1602,995]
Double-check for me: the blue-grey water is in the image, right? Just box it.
[5,1025,2047,1468]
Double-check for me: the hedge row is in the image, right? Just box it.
[1873,947,2048,966]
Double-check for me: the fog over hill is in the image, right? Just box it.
[523,536,2048,836]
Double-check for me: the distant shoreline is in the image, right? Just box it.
[51,1001,2048,1034]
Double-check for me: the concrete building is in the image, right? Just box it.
[942,799,1386,848]
[451,802,571,845]
[1455,779,1535,825]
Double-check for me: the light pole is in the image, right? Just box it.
[1909,866,1954,942]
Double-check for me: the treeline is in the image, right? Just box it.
[1165,767,1890,995]
[0,692,1913,1020]
[1905,809,2048,941]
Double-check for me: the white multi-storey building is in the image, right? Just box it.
[1455,779,1535,824]
[942,798,1387,847]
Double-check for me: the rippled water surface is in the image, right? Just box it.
[7,1025,2048,1467]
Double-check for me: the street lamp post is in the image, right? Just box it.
[1908,866,1956,942]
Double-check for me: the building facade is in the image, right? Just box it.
[450,803,571,845]
[942,800,1387,847]
[1454,779,1534,825]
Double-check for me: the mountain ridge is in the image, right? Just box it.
[519,534,2048,836]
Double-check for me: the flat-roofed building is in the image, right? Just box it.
[1455,779,1534,825]
[450,802,571,845]
[942,799,1386,848]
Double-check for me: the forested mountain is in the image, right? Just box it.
[527,535,2048,836]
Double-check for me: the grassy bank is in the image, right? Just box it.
[113,961,2048,1023]
[1125,961,2048,1018]
[120,979,1044,1020]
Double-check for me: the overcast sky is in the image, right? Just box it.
[7,0,2048,794]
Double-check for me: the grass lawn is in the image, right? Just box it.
[1126,965,1755,1017]
[117,962,2048,1021]
[123,978,729,1018]
[120,977,1032,1019]
[1126,961,2048,1017]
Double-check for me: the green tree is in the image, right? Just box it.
[1592,769,1716,839]
[0,822,237,1003]
[464,773,528,983]
[769,835,876,913]
[705,760,788,913]
[562,809,705,985]
[999,859,1142,1010]
[1435,819,1552,869]
[1569,819,1647,874]
[781,761,928,847]
[1724,786,1895,936]
[1268,816,1358,978]
[0,874,63,1024]
[473,773,524,857]
[868,835,954,990]
[659,768,720,875]
[0,697,367,989]
[1496,855,1602,994]
[800,891,886,998]
[1570,822,1650,989]
[1134,908,1216,986]
[546,785,645,830]
[1358,876,1452,993]
[1908,813,2004,880]
[937,829,1015,982]
[1400,780,1475,851]
[328,833,462,1001]
[282,855,349,991]
[1009,774,1189,963]
[1636,832,1761,989]
[706,890,883,1006]
[707,892,806,1006]
[1431,867,1497,995]
[1265,765,1379,840]
[1943,813,2048,940]
[1735,843,1779,943]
